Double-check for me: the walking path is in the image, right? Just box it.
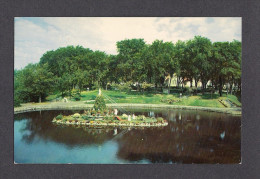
[14,101,241,115]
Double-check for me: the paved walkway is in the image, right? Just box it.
[14,101,241,115]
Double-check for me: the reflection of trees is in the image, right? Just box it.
[15,111,116,148]
[116,112,241,164]
[15,109,241,163]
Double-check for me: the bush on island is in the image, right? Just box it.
[73,113,81,118]
[82,115,89,120]
[93,95,107,111]
[56,114,63,120]
[136,115,146,121]
[157,117,164,123]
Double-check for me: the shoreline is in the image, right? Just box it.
[52,119,168,127]
[14,102,241,115]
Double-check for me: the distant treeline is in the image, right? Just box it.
[14,36,241,105]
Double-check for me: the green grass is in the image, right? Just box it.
[46,90,241,108]
[46,94,60,101]
[226,94,242,107]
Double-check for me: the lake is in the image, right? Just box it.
[14,108,241,164]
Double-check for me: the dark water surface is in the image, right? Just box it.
[14,109,241,164]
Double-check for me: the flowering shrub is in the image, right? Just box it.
[73,113,81,118]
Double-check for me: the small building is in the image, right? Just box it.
[166,73,211,88]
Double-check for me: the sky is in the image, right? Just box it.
[14,17,241,69]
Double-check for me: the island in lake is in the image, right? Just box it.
[52,89,168,127]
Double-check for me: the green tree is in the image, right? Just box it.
[116,39,146,82]
[189,36,213,93]
[211,41,241,96]
[14,63,54,103]
[148,40,175,90]
[93,95,107,111]
[31,63,55,102]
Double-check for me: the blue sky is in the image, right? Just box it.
[14,17,241,69]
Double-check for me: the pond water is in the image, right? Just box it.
[14,109,241,164]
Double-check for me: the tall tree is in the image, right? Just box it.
[116,39,146,82]
[189,36,213,92]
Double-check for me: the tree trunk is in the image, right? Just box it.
[219,76,223,97]
[190,79,193,87]
[194,79,198,95]
[168,76,171,94]
[201,81,205,95]
[226,84,229,96]
[230,83,233,95]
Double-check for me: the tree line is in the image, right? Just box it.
[14,36,241,106]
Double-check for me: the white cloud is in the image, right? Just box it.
[14,17,241,69]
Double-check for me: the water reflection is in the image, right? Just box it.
[14,109,241,164]
[113,128,118,135]
[220,131,225,140]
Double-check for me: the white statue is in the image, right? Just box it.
[132,114,136,119]
[99,88,102,96]
[128,115,131,121]
[64,97,68,103]
[114,109,118,115]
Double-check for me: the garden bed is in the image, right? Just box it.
[52,112,168,127]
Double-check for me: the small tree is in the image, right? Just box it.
[93,95,107,111]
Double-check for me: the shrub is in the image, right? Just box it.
[71,89,81,101]
[111,82,132,92]
[141,82,153,91]
[56,114,63,120]
[157,117,164,123]
[89,117,95,121]
[186,87,193,95]
[137,115,146,121]
[191,87,197,95]
[82,115,89,120]
[121,114,128,119]
[161,97,181,104]
[74,93,81,101]
[72,113,81,118]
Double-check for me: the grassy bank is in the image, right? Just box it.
[46,90,241,108]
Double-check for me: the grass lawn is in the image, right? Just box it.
[46,90,241,108]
